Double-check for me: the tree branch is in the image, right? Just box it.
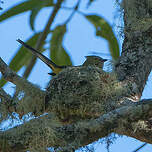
[0,57,46,117]
[115,0,152,97]
[0,88,13,121]
[0,99,152,151]
[0,87,12,102]
[64,0,81,24]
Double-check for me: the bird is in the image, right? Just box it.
[83,56,107,69]
[17,39,67,76]
[17,39,107,75]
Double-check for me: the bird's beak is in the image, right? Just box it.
[103,59,107,62]
[48,73,56,76]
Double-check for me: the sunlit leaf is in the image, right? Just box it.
[50,25,72,66]
[86,14,120,60]
[0,0,53,22]
[0,32,43,87]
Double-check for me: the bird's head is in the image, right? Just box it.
[83,55,107,68]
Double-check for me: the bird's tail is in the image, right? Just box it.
[17,39,58,71]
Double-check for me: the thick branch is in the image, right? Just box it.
[0,57,46,117]
[0,99,152,151]
[0,88,13,121]
[0,87,12,101]
[58,99,152,148]
[115,0,152,96]
[0,58,43,95]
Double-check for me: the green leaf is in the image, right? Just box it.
[30,7,42,31]
[29,0,54,31]
[0,32,43,87]
[50,25,72,66]
[86,15,120,60]
[0,0,53,22]
[52,46,72,66]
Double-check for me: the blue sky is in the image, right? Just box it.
[0,0,152,151]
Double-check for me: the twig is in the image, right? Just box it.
[23,0,64,78]
[61,6,85,16]
[64,0,81,24]
[132,143,147,152]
